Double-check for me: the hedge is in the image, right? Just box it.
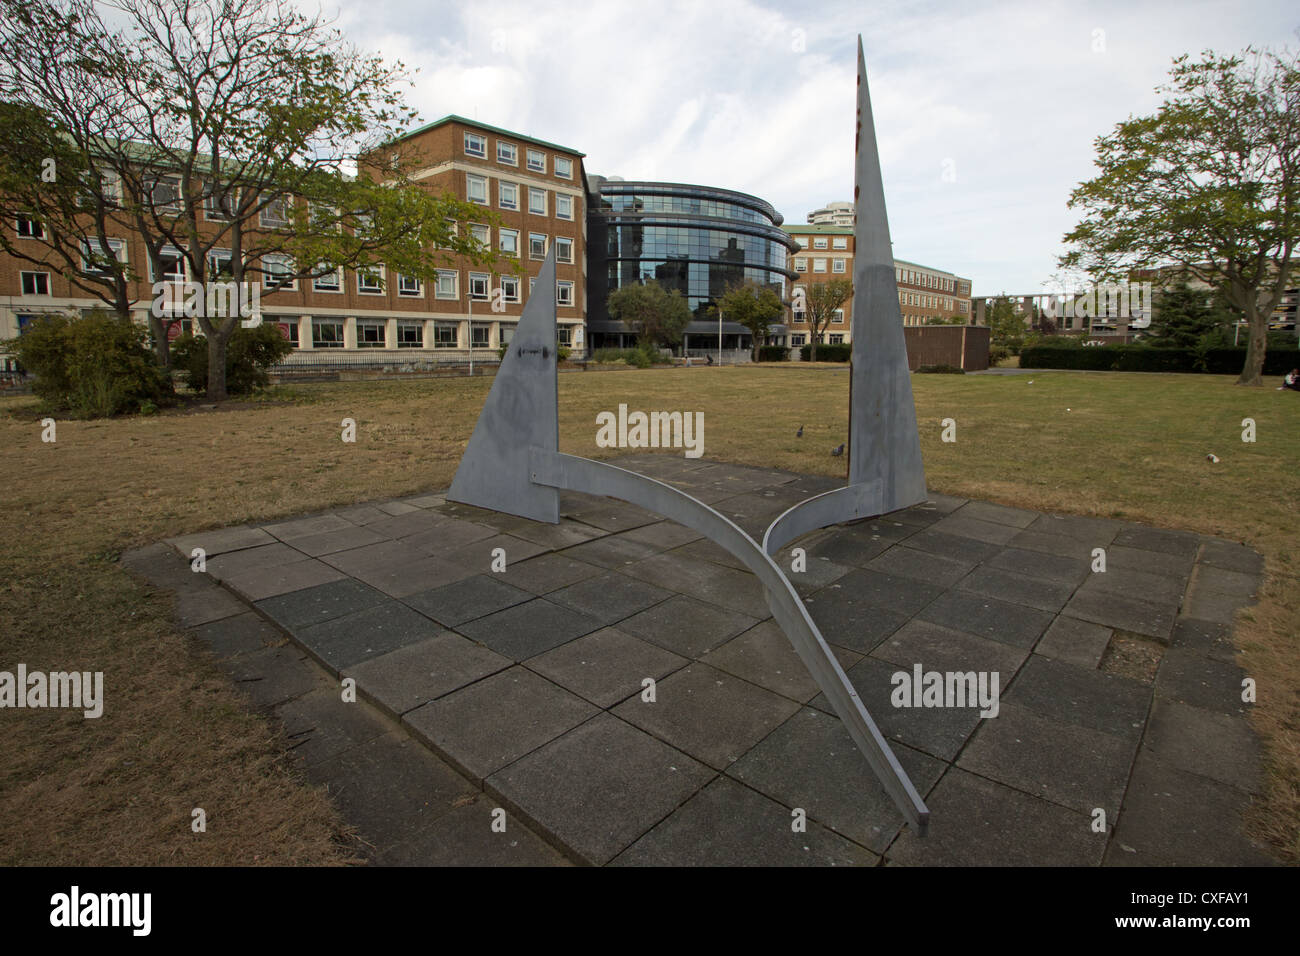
[799,343,852,362]
[757,346,789,362]
[1020,345,1300,375]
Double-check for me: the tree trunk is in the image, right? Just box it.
[147,312,170,368]
[810,331,818,363]
[206,326,231,401]
[1235,306,1267,386]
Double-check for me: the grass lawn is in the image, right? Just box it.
[1,365,1297,864]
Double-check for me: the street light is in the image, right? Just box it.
[717,306,722,367]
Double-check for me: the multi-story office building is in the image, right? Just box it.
[585,177,799,352]
[806,201,855,227]
[0,115,587,364]
[784,224,972,348]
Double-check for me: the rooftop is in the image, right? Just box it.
[388,115,586,158]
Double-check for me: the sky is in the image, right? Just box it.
[326,0,1298,296]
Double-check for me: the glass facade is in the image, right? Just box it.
[587,179,798,349]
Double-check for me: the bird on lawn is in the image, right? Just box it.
[796,425,804,437]
[831,443,845,457]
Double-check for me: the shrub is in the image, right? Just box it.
[172,323,294,395]
[557,346,572,362]
[1019,344,1300,375]
[758,345,789,362]
[916,364,965,374]
[988,345,1011,366]
[799,343,852,362]
[3,311,172,417]
[591,345,670,367]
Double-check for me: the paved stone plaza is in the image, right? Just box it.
[123,455,1274,866]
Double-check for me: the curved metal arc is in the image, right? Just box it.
[529,449,929,834]
[762,481,885,557]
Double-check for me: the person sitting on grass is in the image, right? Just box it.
[1281,368,1300,391]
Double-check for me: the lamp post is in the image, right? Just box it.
[717,307,722,367]
[467,292,473,376]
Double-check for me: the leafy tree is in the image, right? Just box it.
[606,280,691,348]
[1145,280,1237,347]
[0,0,506,399]
[987,296,1030,354]
[793,278,852,362]
[717,281,784,361]
[1061,47,1300,386]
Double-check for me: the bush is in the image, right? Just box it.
[1020,344,1300,375]
[799,343,852,362]
[3,311,172,417]
[916,364,965,374]
[590,345,670,368]
[988,345,1012,366]
[758,346,789,362]
[172,323,294,395]
[557,346,572,362]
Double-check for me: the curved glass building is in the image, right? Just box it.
[586,177,799,351]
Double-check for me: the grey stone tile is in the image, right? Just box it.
[287,524,388,557]
[1077,566,1186,606]
[1025,512,1124,543]
[504,519,607,551]
[486,713,713,865]
[1103,751,1274,867]
[871,619,1027,681]
[547,571,673,625]
[1170,617,1237,664]
[456,598,603,661]
[120,542,198,590]
[919,491,968,514]
[400,494,445,509]
[956,501,1038,528]
[726,707,945,853]
[1006,656,1150,742]
[1141,700,1262,792]
[1111,526,1202,558]
[563,500,661,533]
[956,565,1077,613]
[1179,587,1249,626]
[628,551,766,616]
[612,776,878,867]
[393,794,571,867]
[298,601,446,671]
[613,663,800,770]
[986,547,1091,586]
[218,645,324,709]
[619,594,760,658]
[302,731,481,866]
[673,537,748,571]
[1012,528,1107,562]
[403,575,533,627]
[614,521,704,551]
[172,583,248,627]
[221,558,348,602]
[204,542,307,581]
[277,686,390,767]
[498,553,604,595]
[557,535,660,570]
[345,632,511,716]
[886,768,1104,866]
[438,534,551,576]
[167,525,275,557]
[1035,616,1112,669]
[256,578,390,632]
[957,702,1136,819]
[362,510,448,540]
[866,545,976,588]
[320,539,428,575]
[527,627,689,709]
[804,585,912,656]
[1063,590,1178,640]
[1192,565,1261,599]
[917,590,1055,650]
[350,554,476,599]
[188,611,285,660]
[403,518,500,554]
[334,504,390,525]
[262,513,356,542]
[1154,647,1252,717]
[376,500,421,516]
[1197,539,1264,575]
[1102,544,1196,579]
[701,619,861,703]
[816,567,945,618]
[929,514,1022,546]
[808,656,985,762]
[902,528,1004,565]
[404,667,598,782]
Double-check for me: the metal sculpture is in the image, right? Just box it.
[448,36,931,834]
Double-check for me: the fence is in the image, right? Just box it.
[682,348,752,366]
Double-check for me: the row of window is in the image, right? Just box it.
[292,317,576,350]
[788,333,845,346]
[465,173,576,219]
[791,235,850,250]
[794,257,848,274]
[896,267,956,292]
[899,292,955,311]
[463,132,574,180]
[599,194,767,225]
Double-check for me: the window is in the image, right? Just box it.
[813,258,827,273]
[471,325,490,347]
[204,185,236,221]
[262,255,296,290]
[500,276,520,302]
[259,197,291,228]
[20,272,49,296]
[464,132,486,157]
[832,237,847,249]
[313,264,342,292]
[467,173,488,204]
[396,273,423,297]
[80,238,126,277]
[499,181,518,210]
[555,195,573,220]
[554,237,573,263]
[469,272,490,300]
[15,216,44,239]
[208,249,233,278]
[833,258,846,274]
[529,233,547,259]
[557,325,572,347]
[499,228,519,255]
[832,309,845,324]
[829,334,844,344]
[526,149,545,172]
[397,322,423,348]
[278,320,299,348]
[312,319,344,348]
[556,280,574,306]
[554,157,572,179]
[794,257,807,272]
[151,247,186,282]
[528,188,547,215]
[149,174,183,213]
[357,321,386,347]
[357,264,385,294]
[435,270,458,299]
[813,237,828,249]
[497,141,517,165]
[470,223,490,245]
[791,334,806,347]
[500,324,515,346]
[433,323,458,348]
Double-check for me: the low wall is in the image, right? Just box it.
[902,325,990,371]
